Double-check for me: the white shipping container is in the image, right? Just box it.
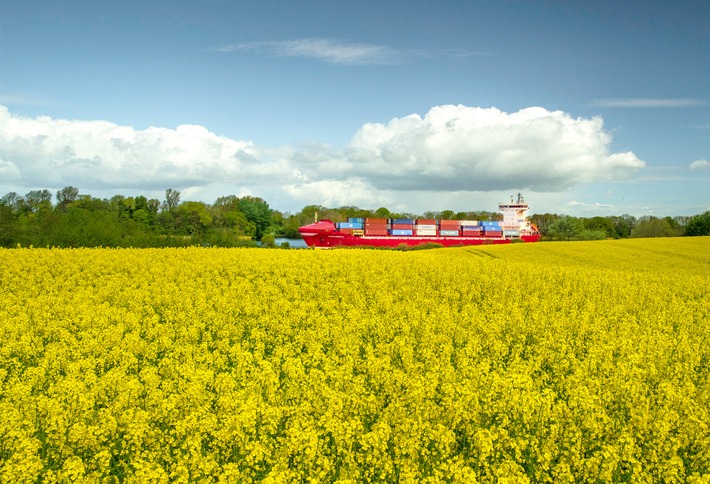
[459,220,479,226]
[415,224,437,230]
[415,229,438,236]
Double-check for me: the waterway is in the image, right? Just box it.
[273,237,308,248]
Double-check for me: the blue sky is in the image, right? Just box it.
[1,0,708,217]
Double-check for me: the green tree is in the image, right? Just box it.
[0,203,16,247]
[610,214,637,238]
[117,197,137,220]
[1,192,23,212]
[49,208,122,247]
[529,213,560,237]
[261,233,276,248]
[130,196,155,225]
[583,216,615,238]
[162,188,181,212]
[439,209,455,220]
[685,211,710,236]
[73,195,111,212]
[175,201,213,235]
[212,195,256,237]
[238,196,272,239]
[25,189,53,213]
[375,207,391,218]
[213,195,240,212]
[56,186,80,211]
[630,217,676,238]
[547,216,583,241]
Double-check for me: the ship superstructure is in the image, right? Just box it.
[499,193,540,238]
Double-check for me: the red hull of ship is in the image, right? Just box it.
[298,220,542,248]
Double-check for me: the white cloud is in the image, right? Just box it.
[216,38,399,65]
[0,104,645,212]
[0,105,285,192]
[339,105,644,191]
[568,200,615,209]
[591,98,706,108]
[689,159,709,171]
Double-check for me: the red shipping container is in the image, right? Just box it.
[439,220,461,227]
[365,223,389,230]
[462,230,481,236]
[417,219,436,225]
[392,223,414,230]
[365,218,388,224]
[365,228,388,236]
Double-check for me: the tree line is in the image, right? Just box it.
[1,187,709,248]
[530,212,710,240]
[0,188,274,248]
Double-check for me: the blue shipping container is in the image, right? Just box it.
[348,217,365,224]
[390,229,413,236]
[439,229,461,236]
[337,222,364,229]
[391,218,415,225]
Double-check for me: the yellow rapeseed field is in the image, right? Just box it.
[1,238,709,482]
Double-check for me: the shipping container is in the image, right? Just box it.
[365,223,389,229]
[390,229,413,236]
[415,229,438,236]
[415,224,437,230]
[337,222,364,229]
[416,219,436,225]
[481,221,502,226]
[439,220,461,227]
[348,217,365,224]
[364,228,388,236]
[365,218,388,224]
[459,220,479,226]
[391,218,415,225]
[461,230,482,237]
[461,225,480,230]
[392,223,415,230]
[504,230,520,236]
[439,229,461,236]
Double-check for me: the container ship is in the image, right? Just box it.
[298,193,541,248]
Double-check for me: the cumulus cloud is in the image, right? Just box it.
[0,105,287,191]
[689,159,709,171]
[0,104,645,211]
[338,105,644,191]
[216,38,400,65]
